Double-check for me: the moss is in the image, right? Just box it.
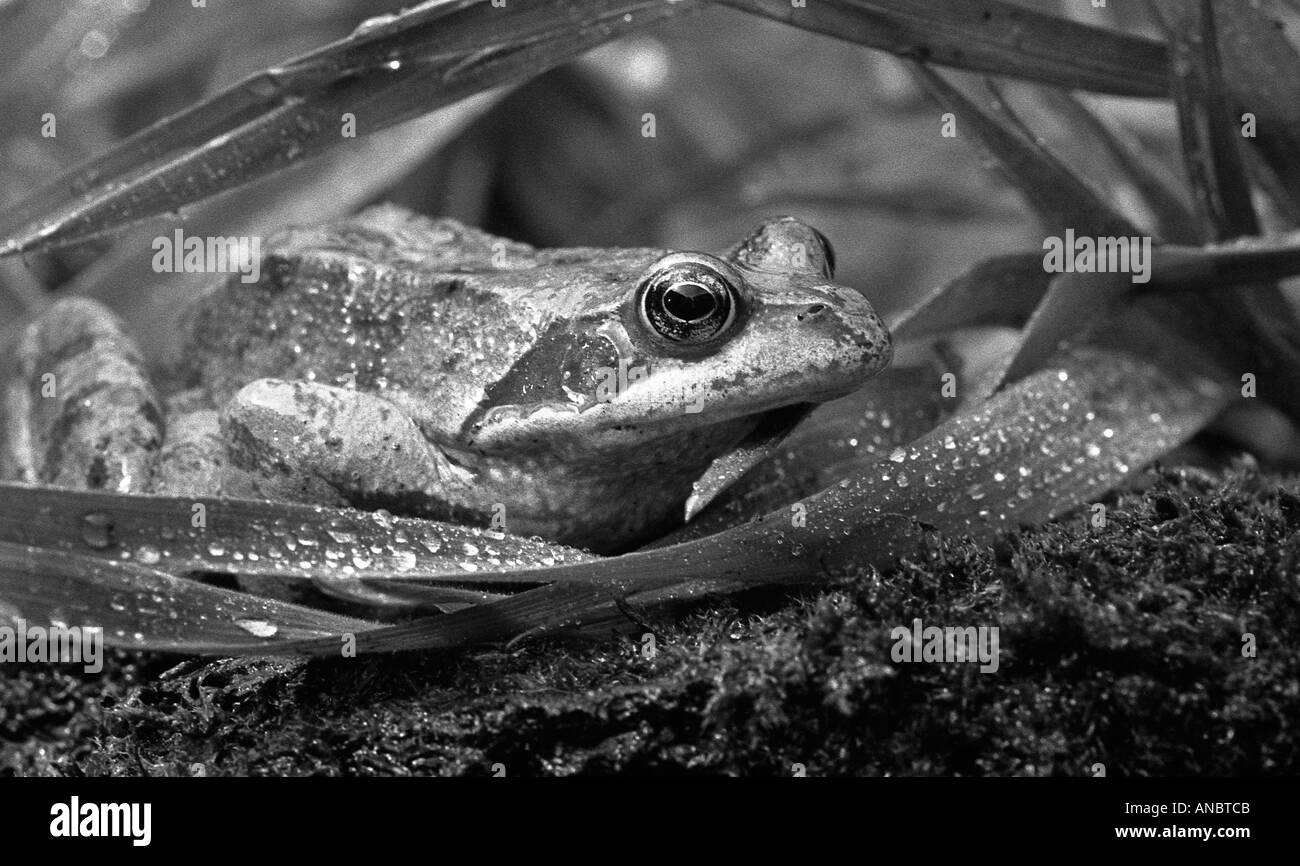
[3,465,1298,776]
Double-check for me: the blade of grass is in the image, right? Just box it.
[892,254,1050,342]
[720,0,1170,98]
[1199,1,1300,218]
[893,234,1300,347]
[1148,234,1300,290]
[0,0,694,258]
[1026,88,1200,244]
[909,65,1138,238]
[0,541,374,654]
[1165,0,1259,239]
[0,485,595,583]
[1154,0,1300,423]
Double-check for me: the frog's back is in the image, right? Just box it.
[176,205,661,443]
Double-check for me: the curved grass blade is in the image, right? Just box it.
[0,542,373,654]
[782,347,1224,561]
[0,0,694,257]
[998,270,1134,388]
[0,485,595,585]
[657,355,969,545]
[720,0,1170,98]
[891,252,1048,341]
[685,403,812,522]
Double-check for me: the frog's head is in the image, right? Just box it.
[467,217,891,467]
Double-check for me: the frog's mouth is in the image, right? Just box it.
[684,401,814,522]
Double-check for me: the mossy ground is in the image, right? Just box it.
[2,464,1297,776]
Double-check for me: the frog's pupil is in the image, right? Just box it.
[663,282,716,322]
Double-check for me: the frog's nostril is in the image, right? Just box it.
[797,303,827,321]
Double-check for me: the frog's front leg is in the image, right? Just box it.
[1,298,162,492]
[220,378,473,512]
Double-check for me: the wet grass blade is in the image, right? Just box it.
[0,484,595,583]
[998,270,1134,387]
[721,0,1170,98]
[655,350,990,544]
[0,0,693,257]
[0,542,374,654]
[766,347,1223,562]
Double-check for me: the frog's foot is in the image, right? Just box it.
[219,378,473,512]
[2,298,161,492]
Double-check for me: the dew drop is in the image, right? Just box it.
[80,513,115,550]
[236,620,278,638]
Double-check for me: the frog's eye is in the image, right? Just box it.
[637,255,742,347]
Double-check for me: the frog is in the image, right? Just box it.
[1,205,891,554]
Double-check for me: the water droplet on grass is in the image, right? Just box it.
[80,513,115,549]
[236,620,278,638]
